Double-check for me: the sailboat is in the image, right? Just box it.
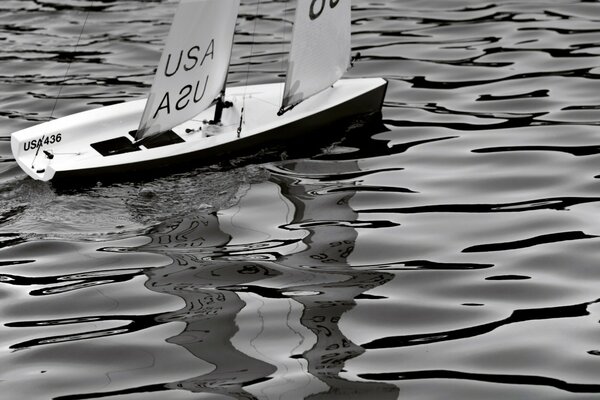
[11,0,387,182]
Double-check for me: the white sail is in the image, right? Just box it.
[136,0,240,141]
[281,0,351,111]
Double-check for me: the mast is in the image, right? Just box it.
[210,68,234,125]
[211,89,228,125]
[211,9,239,127]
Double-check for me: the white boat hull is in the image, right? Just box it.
[11,78,387,182]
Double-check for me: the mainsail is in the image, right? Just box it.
[136,0,240,141]
[281,0,351,112]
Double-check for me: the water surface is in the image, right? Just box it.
[2,1,600,399]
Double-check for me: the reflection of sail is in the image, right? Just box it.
[143,213,279,399]
[264,160,399,399]
[148,260,278,398]
[135,156,398,398]
[275,159,359,268]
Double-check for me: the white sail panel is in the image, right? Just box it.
[136,0,240,141]
[281,0,351,111]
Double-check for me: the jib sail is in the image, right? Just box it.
[136,0,240,141]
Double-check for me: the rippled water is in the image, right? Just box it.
[2,0,600,399]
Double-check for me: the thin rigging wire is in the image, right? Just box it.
[239,0,262,135]
[280,0,291,102]
[49,6,92,119]
[33,5,93,169]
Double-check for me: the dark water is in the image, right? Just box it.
[2,0,600,398]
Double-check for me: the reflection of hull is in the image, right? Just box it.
[146,259,281,399]
[11,78,387,182]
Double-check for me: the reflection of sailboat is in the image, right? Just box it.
[11,0,387,181]
[133,159,398,399]
[148,258,281,399]
[8,154,397,399]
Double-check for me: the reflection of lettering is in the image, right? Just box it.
[153,75,210,119]
[310,0,340,20]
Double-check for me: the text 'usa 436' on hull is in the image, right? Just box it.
[11,78,387,183]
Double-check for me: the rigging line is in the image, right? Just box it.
[239,0,262,135]
[33,4,92,170]
[49,5,92,119]
[280,0,292,105]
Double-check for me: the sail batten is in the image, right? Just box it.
[281,0,351,111]
[136,0,240,141]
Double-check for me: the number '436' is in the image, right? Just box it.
[23,133,62,152]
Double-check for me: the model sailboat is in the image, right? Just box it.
[11,0,387,182]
